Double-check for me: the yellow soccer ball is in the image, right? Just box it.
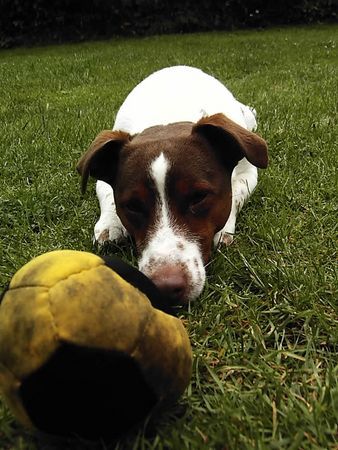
[0,250,192,440]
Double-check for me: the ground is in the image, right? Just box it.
[0,24,337,449]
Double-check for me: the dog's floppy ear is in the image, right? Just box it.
[192,113,268,169]
[77,130,130,193]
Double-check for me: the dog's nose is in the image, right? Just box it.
[151,267,187,304]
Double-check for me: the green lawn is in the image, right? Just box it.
[0,24,337,449]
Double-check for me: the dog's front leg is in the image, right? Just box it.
[94,180,127,244]
[214,158,258,246]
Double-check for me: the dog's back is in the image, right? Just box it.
[114,65,255,134]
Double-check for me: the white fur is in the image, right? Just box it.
[114,66,250,133]
[94,66,260,297]
[94,180,127,243]
[138,153,205,301]
[150,153,170,206]
[214,158,258,246]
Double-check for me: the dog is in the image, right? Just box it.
[77,66,268,304]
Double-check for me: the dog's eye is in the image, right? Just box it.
[188,191,210,215]
[189,191,208,206]
[124,199,146,216]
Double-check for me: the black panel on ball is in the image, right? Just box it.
[19,343,158,440]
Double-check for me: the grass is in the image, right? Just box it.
[0,24,337,449]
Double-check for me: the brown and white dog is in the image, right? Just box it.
[77,66,268,304]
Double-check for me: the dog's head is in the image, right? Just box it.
[77,114,268,304]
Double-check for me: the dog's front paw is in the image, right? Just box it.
[220,232,234,246]
[213,230,234,247]
[94,218,128,245]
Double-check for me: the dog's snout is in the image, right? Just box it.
[151,266,188,304]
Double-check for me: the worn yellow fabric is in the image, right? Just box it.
[132,308,192,402]
[0,250,192,432]
[9,250,103,289]
[0,363,33,428]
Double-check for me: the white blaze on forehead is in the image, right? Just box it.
[149,152,171,224]
[138,152,206,301]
